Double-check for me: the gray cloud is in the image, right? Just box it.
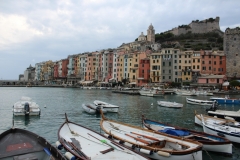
[0,0,239,79]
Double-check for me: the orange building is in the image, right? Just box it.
[200,50,226,75]
[138,58,150,86]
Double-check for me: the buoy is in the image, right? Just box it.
[65,152,76,160]
[124,142,135,148]
[56,141,63,150]
[157,150,170,157]
[139,148,153,155]
[151,103,153,106]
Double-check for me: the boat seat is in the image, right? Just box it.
[183,135,195,138]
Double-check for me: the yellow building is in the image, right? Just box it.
[150,52,161,83]
[192,51,201,83]
[116,52,125,82]
[179,51,193,82]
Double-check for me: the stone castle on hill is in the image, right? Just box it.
[167,16,223,36]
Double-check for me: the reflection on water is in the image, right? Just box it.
[13,116,40,127]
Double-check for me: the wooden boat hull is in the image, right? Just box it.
[58,114,149,160]
[142,116,232,155]
[0,128,66,160]
[100,114,202,160]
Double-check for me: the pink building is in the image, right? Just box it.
[106,51,113,81]
[138,58,150,86]
[61,59,69,78]
[197,75,226,87]
[53,63,59,79]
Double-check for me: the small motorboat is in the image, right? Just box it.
[82,103,107,114]
[142,115,232,155]
[138,88,159,97]
[186,97,216,106]
[93,100,119,112]
[58,113,150,160]
[0,127,66,160]
[157,100,183,108]
[210,96,240,104]
[13,96,41,116]
[174,89,197,96]
[207,109,240,122]
[100,112,203,160]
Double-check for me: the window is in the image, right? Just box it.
[153,60,155,63]
[202,61,205,64]
[185,55,187,58]
[209,66,211,70]
[169,62,171,66]
[163,76,165,79]
[179,60,181,63]
[174,60,177,63]
[163,70,165,73]
[179,66,181,69]
[142,70,144,73]
[202,55,204,58]
[185,60,187,63]
[189,60,191,63]
[130,63,131,66]
[174,66,177,69]
[175,72,177,75]
[193,65,195,69]
[198,59,200,63]
[179,55,181,58]
[197,65,199,69]
[163,62,165,66]
[214,61,216,65]
[209,61,211,64]
[193,59,195,63]
[169,76,171,79]
[169,70,171,73]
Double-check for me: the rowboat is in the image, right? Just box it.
[142,115,232,155]
[157,101,183,108]
[82,103,107,114]
[100,112,203,160]
[207,109,240,122]
[201,114,240,143]
[186,97,215,106]
[13,96,41,116]
[93,100,119,112]
[58,113,150,160]
[0,127,66,160]
[210,96,240,104]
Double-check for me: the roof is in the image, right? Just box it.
[198,75,225,79]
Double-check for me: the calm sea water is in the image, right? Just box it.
[0,87,240,160]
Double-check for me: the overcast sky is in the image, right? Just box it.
[0,0,240,80]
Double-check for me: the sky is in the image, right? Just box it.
[0,0,240,80]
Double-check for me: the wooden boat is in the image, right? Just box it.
[58,113,150,160]
[207,109,240,122]
[186,97,215,106]
[157,101,183,108]
[82,103,107,114]
[100,112,203,160]
[93,100,119,113]
[13,96,41,116]
[200,114,240,143]
[139,88,160,97]
[210,96,240,104]
[0,127,66,160]
[142,115,232,155]
[194,112,240,127]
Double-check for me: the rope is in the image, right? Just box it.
[203,149,213,160]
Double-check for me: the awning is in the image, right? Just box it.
[137,77,144,80]
[129,82,136,85]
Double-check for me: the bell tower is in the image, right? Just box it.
[147,23,155,43]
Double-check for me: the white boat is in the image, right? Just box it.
[207,109,240,122]
[157,101,183,108]
[186,97,215,106]
[93,100,119,112]
[82,103,107,114]
[13,96,41,116]
[100,113,203,160]
[174,89,197,96]
[194,112,240,127]
[194,90,213,96]
[201,114,240,143]
[142,115,232,155]
[139,88,159,97]
[58,114,150,160]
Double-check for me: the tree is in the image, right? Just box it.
[230,80,240,87]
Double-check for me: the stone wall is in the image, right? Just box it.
[224,27,240,78]
[169,17,220,35]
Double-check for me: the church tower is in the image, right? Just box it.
[147,23,155,43]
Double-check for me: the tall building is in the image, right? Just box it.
[224,27,240,78]
[147,23,155,43]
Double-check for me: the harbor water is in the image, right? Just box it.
[0,87,240,160]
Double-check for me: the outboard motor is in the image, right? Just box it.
[96,106,101,114]
[206,101,218,112]
[24,102,30,115]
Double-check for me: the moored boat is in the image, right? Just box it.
[58,113,150,160]
[186,97,216,106]
[100,112,203,160]
[0,127,66,160]
[207,109,240,122]
[201,114,240,143]
[210,96,240,104]
[139,88,160,97]
[82,103,107,114]
[174,89,197,96]
[157,101,183,108]
[93,100,119,113]
[142,115,232,155]
[13,96,41,116]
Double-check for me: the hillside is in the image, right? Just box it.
[155,31,223,51]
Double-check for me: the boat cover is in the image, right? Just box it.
[159,128,190,136]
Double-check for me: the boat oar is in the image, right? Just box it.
[125,133,151,144]
[43,148,55,160]
[87,133,116,149]
[130,132,160,141]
